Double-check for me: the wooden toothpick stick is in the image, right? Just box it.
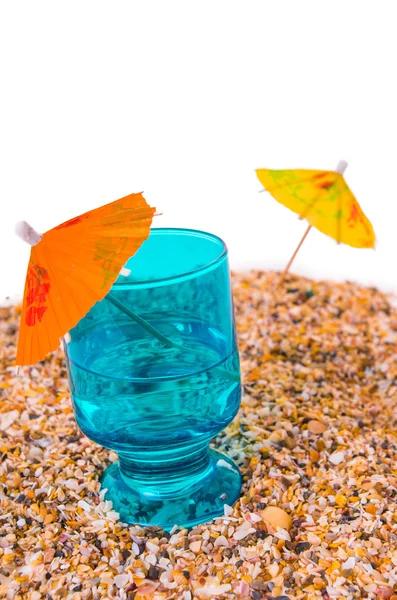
[278,223,312,287]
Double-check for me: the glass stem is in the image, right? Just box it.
[118,442,211,486]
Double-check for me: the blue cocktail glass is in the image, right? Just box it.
[64,228,242,529]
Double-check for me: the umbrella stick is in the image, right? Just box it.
[278,224,312,287]
[106,294,239,383]
[107,293,175,347]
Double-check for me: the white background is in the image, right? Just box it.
[1,1,396,304]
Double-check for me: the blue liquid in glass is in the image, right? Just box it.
[65,229,242,529]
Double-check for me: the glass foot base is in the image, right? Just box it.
[100,449,242,530]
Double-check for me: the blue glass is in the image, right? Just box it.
[64,228,242,529]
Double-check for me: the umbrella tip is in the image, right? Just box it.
[336,160,348,174]
[15,221,42,246]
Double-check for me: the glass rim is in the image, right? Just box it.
[114,227,228,287]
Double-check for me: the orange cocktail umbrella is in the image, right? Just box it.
[256,161,375,282]
[15,192,155,365]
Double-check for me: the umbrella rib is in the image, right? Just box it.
[80,210,155,228]
[48,260,101,305]
[337,186,342,244]
[52,194,150,230]
[30,327,37,366]
[299,186,332,220]
[44,294,67,357]
[39,243,122,289]
[44,239,142,275]
[39,249,87,323]
[52,253,122,302]
[43,262,175,349]
[296,175,337,221]
[43,314,55,362]
[41,246,76,335]
[36,305,56,364]
[261,171,328,193]
[19,247,66,365]
[16,278,30,365]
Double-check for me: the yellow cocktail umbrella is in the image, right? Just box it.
[256,161,375,282]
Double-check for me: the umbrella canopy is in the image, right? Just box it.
[15,192,155,365]
[256,161,375,248]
